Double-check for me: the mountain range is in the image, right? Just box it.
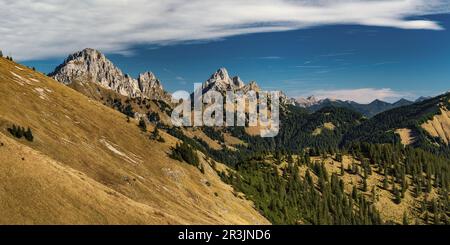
[49,48,431,118]
[49,48,170,101]
[1,48,449,225]
[296,96,418,117]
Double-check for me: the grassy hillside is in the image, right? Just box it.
[0,132,174,224]
[2,55,447,225]
[0,57,269,224]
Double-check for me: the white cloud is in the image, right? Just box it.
[0,0,448,60]
[307,88,413,103]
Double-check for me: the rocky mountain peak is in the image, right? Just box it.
[213,68,230,81]
[78,48,103,59]
[242,81,260,93]
[203,68,245,92]
[138,71,162,90]
[137,71,168,100]
[393,98,413,107]
[232,76,245,88]
[415,96,431,103]
[50,48,167,100]
[369,99,390,106]
[200,68,295,106]
[65,48,105,63]
[296,96,320,108]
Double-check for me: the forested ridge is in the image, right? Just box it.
[342,93,450,154]
[163,93,450,224]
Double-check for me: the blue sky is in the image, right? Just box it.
[3,0,448,103]
[24,14,450,103]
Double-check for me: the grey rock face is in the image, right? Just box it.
[241,81,260,94]
[50,48,168,100]
[201,68,294,106]
[203,68,245,93]
[137,71,167,100]
[296,96,320,108]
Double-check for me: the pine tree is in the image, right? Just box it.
[434,212,440,225]
[8,124,17,137]
[305,153,311,166]
[352,186,358,200]
[424,211,429,224]
[170,141,199,167]
[426,178,432,193]
[318,173,326,192]
[287,154,294,165]
[336,154,343,162]
[383,172,389,190]
[17,127,24,138]
[432,199,441,225]
[403,212,409,225]
[393,186,401,204]
[24,127,34,142]
[8,124,23,139]
[138,118,147,132]
[371,186,377,203]
[305,169,313,186]
[363,177,368,192]
[151,127,159,139]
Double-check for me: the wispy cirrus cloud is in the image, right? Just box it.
[0,0,449,60]
[259,56,283,60]
[304,88,413,103]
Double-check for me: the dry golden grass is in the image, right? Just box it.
[312,122,335,136]
[0,58,269,224]
[395,128,415,145]
[223,133,246,146]
[421,107,450,144]
[0,132,178,224]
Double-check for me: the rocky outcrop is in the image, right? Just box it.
[241,81,260,93]
[296,96,320,108]
[200,68,295,106]
[50,48,168,100]
[202,68,245,93]
[137,71,167,100]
